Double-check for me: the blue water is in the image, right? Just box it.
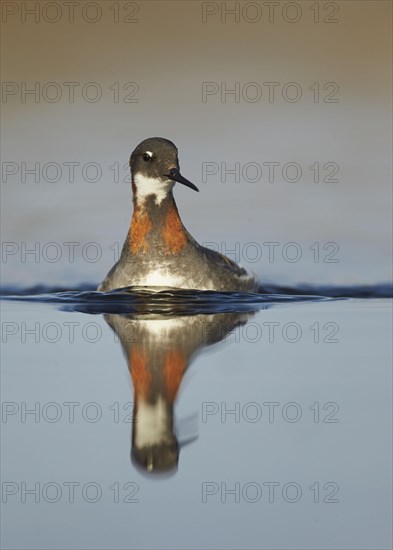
[1,285,392,549]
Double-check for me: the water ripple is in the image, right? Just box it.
[0,284,342,315]
[2,281,391,315]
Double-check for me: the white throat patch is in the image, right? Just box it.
[134,174,172,206]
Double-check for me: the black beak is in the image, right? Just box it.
[165,168,199,192]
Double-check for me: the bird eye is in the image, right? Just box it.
[143,152,152,161]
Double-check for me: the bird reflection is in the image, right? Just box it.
[104,310,254,474]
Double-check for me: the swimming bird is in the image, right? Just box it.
[98,137,256,292]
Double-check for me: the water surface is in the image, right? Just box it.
[1,287,391,549]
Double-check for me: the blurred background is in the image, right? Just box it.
[1,0,392,288]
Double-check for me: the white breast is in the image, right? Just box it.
[134,269,187,288]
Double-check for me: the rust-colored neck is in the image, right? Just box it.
[129,193,189,256]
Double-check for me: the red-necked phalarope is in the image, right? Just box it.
[98,137,256,292]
